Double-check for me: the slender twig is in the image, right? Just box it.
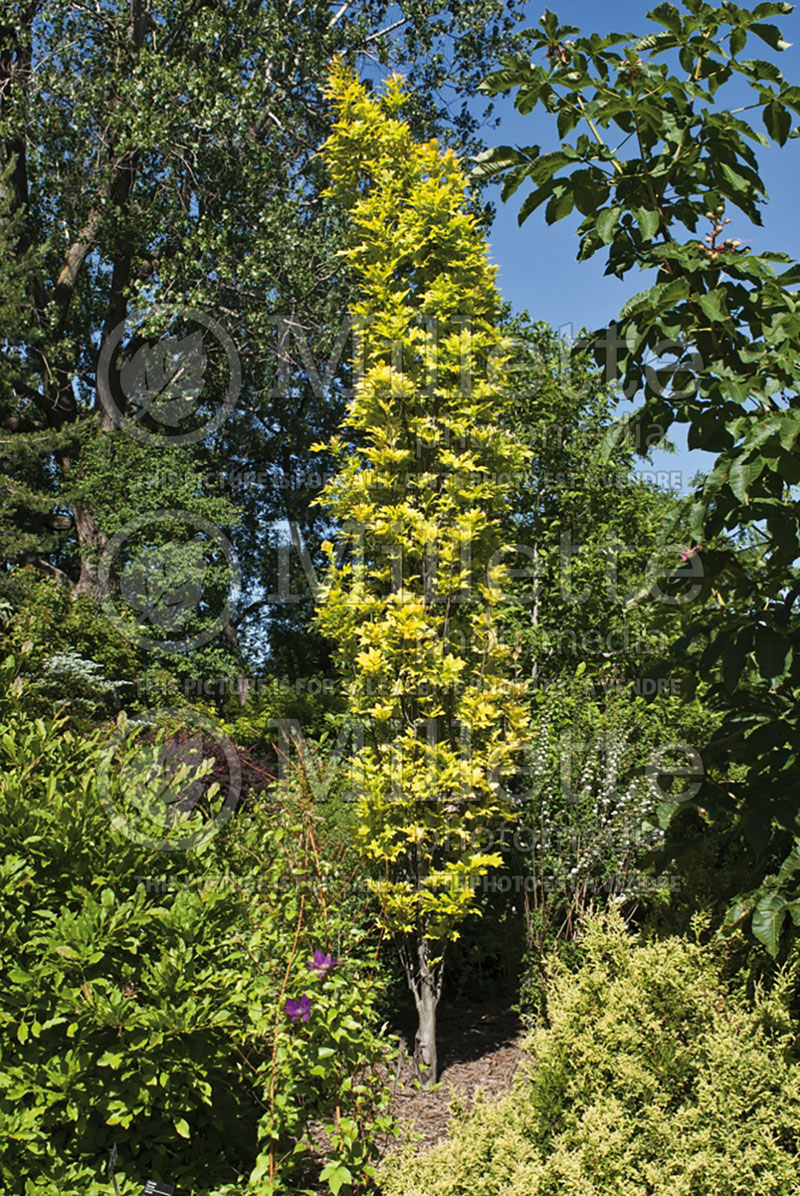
[364,16,409,43]
[328,1,351,28]
[268,890,306,1187]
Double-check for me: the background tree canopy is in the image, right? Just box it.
[480,0,800,953]
[0,0,524,678]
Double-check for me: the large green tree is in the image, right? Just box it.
[498,317,675,685]
[0,0,524,680]
[480,0,800,951]
[493,320,715,986]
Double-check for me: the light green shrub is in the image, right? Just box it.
[380,912,800,1196]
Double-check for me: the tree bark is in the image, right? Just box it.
[413,941,439,1087]
[223,620,251,706]
[399,932,443,1088]
[71,507,106,598]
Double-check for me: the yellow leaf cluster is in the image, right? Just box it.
[314,62,531,945]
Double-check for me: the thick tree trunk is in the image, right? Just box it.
[71,507,106,598]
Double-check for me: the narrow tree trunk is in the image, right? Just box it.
[223,621,251,706]
[411,937,441,1087]
[413,981,438,1086]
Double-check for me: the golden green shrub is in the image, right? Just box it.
[380,913,800,1196]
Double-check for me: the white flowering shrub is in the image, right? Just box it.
[516,679,714,1004]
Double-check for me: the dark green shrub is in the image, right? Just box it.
[0,657,394,1195]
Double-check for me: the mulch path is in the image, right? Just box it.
[384,1002,527,1154]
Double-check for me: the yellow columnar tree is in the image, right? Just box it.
[314,64,529,1083]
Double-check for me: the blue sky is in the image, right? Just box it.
[480,0,800,489]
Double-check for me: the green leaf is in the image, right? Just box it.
[749,22,792,51]
[696,290,728,323]
[728,454,765,501]
[718,160,759,197]
[722,634,750,691]
[545,185,575,223]
[97,1051,124,1069]
[650,2,682,33]
[320,1163,353,1195]
[777,416,800,451]
[754,626,792,683]
[739,56,784,83]
[635,208,661,240]
[174,1118,191,1139]
[763,101,792,144]
[249,1155,271,1184]
[775,842,800,885]
[689,501,706,540]
[730,26,747,55]
[752,892,787,956]
[619,288,653,319]
[596,206,621,244]
[517,185,552,225]
[471,145,526,181]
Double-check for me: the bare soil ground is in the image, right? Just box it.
[385,1002,526,1154]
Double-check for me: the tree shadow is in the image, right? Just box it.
[394,999,523,1071]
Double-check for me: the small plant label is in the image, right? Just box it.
[141,1183,174,1196]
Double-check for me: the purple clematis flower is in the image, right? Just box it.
[306,949,341,978]
[285,994,312,1023]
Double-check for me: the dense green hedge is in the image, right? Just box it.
[0,656,393,1195]
[380,913,800,1196]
